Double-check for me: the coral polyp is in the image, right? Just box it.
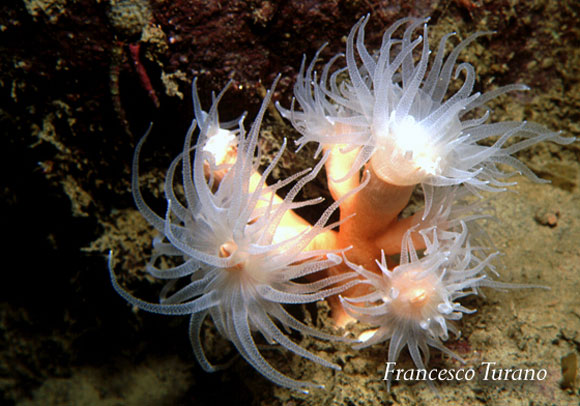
[109,78,362,392]
[278,15,572,212]
[341,212,497,390]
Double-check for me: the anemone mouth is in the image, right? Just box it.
[370,114,444,186]
[219,241,237,258]
[370,142,442,187]
[407,287,428,304]
[389,270,440,320]
[203,127,238,165]
[218,241,247,272]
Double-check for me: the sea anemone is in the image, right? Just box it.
[278,15,573,214]
[109,78,361,392]
[340,214,498,390]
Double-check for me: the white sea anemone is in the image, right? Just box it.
[340,216,499,390]
[109,78,360,392]
[278,15,573,211]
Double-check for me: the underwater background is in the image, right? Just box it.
[1,0,580,405]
